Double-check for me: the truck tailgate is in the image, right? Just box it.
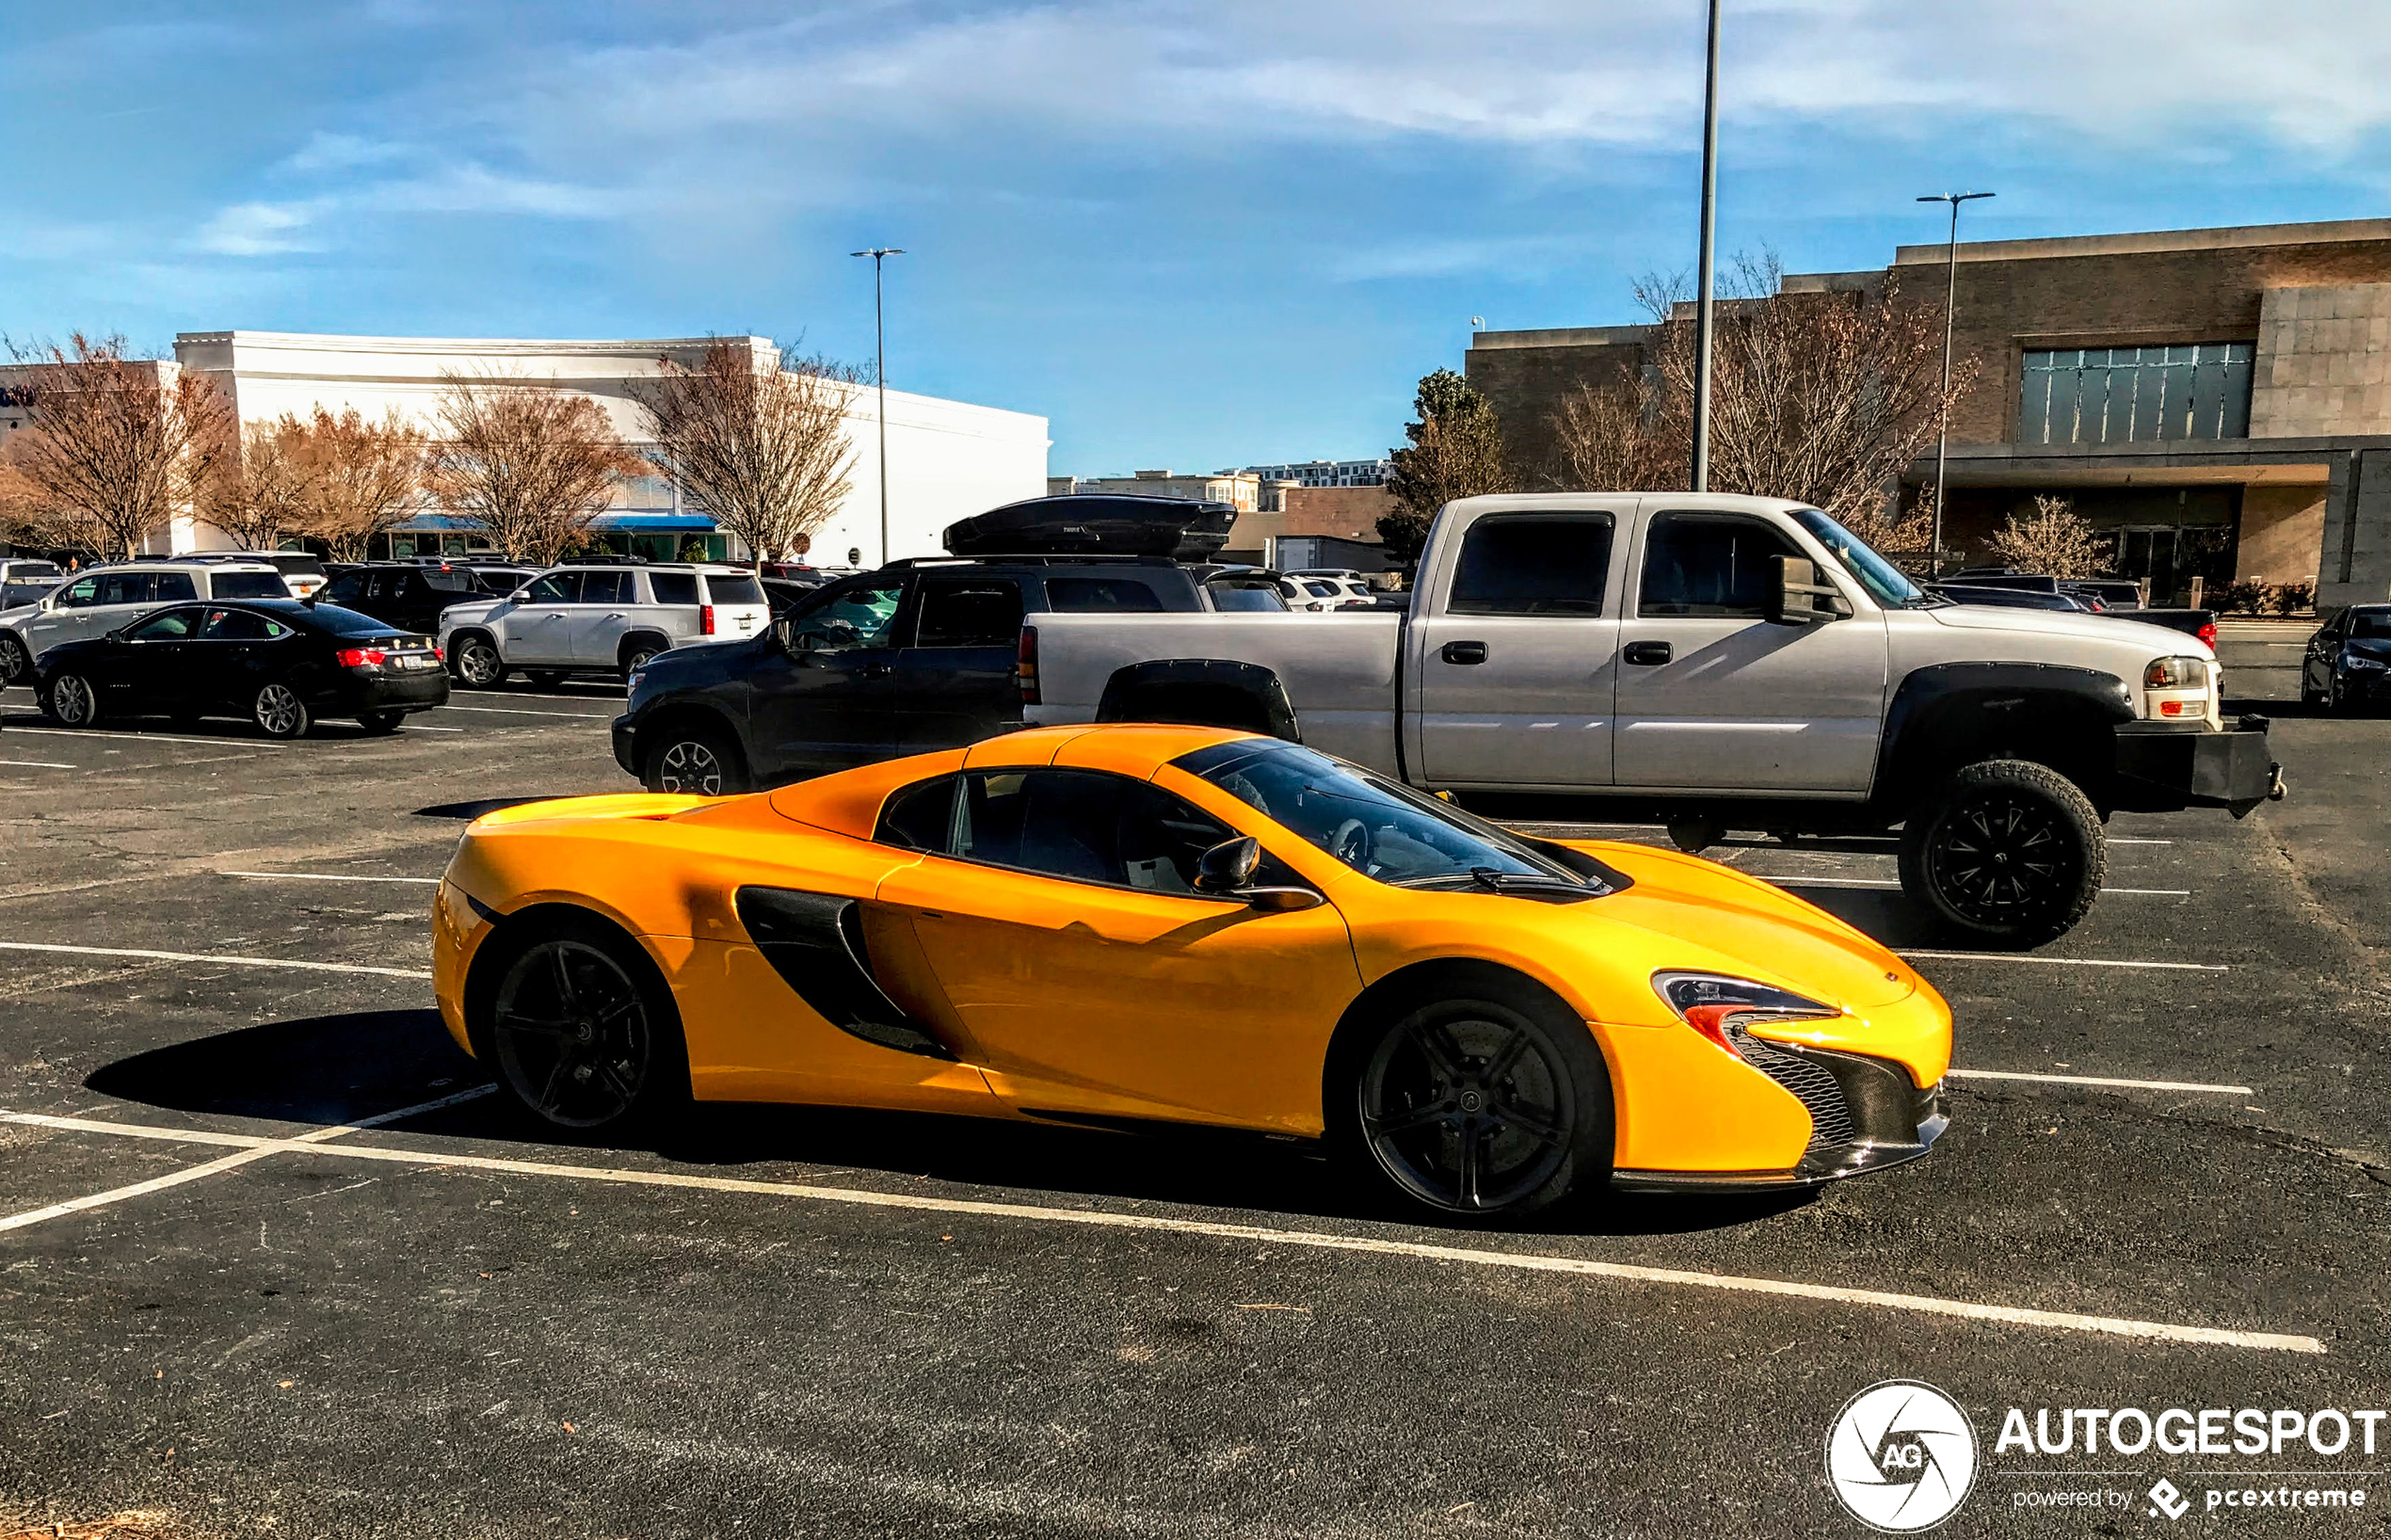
[1023,612,1404,773]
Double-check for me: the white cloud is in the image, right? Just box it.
[190,200,328,256]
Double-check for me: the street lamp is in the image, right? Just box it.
[1689,0,1723,492]
[1917,191,1993,578]
[850,247,906,565]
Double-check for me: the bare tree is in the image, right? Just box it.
[291,406,425,561]
[3,333,233,559]
[1544,252,1970,557]
[196,413,320,552]
[1381,368,1510,564]
[630,340,859,569]
[1987,494,2113,578]
[427,371,642,565]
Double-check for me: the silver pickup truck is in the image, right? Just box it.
[1020,492,2282,945]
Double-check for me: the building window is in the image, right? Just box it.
[2019,343,2254,445]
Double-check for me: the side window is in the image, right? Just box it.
[1046,577,1163,613]
[1637,513,1802,618]
[125,607,201,641]
[58,578,101,608]
[945,769,1293,892]
[207,570,284,599]
[97,573,150,605]
[649,571,699,606]
[789,579,905,652]
[875,775,958,850]
[525,572,581,604]
[153,571,198,602]
[199,608,272,641]
[1449,515,1614,616]
[581,570,634,604]
[324,573,369,604]
[422,570,475,594]
[913,577,1024,648]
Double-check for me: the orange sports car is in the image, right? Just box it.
[433,725,1951,1220]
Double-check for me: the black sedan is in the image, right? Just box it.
[2303,603,2391,714]
[34,599,449,738]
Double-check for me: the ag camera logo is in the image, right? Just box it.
[1826,1380,1980,1532]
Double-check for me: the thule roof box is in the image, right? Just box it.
[941,494,1237,562]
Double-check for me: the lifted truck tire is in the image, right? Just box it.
[1899,759,2105,949]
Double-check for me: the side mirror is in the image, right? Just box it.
[1768,555,1852,627]
[508,589,531,602]
[1194,836,1261,893]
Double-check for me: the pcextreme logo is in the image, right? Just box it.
[1826,1380,1982,1532]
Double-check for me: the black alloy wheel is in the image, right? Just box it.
[1343,986,1610,1220]
[645,730,745,796]
[455,636,506,688]
[1899,759,2103,948]
[46,672,99,727]
[0,634,28,685]
[357,710,404,734]
[252,682,312,739]
[489,935,665,1131]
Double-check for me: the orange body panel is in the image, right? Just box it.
[433,727,1955,1176]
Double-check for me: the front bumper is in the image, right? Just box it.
[2111,717,2283,815]
[1613,1044,1949,1194]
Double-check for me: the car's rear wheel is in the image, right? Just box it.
[357,710,404,734]
[45,672,98,728]
[643,726,746,796]
[1899,759,2103,948]
[619,640,663,678]
[480,921,686,1133]
[0,634,29,686]
[1332,975,1612,1222]
[454,634,506,689]
[252,682,312,739]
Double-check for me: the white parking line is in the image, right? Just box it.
[0,725,282,748]
[0,759,74,769]
[2107,838,2174,845]
[0,1087,491,1235]
[400,725,466,732]
[1764,876,2190,896]
[0,940,431,980]
[1899,950,2226,972]
[0,1106,2324,1354]
[219,871,441,886]
[1947,1068,2255,1095]
[434,705,613,720]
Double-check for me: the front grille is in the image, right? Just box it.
[1727,1022,1855,1149]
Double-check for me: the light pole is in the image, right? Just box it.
[850,247,906,565]
[1689,0,1723,492]
[1917,192,1993,578]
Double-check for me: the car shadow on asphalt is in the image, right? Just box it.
[413,796,569,819]
[82,1008,1811,1241]
[1753,886,1949,950]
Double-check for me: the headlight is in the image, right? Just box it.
[2142,654,2216,723]
[1652,971,1840,1059]
[2342,651,2387,671]
[2143,656,2209,690]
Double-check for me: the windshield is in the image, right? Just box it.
[1174,740,1598,890]
[2350,612,2391,641]
[1792,508,1925,607]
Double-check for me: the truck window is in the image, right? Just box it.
[1638,513,1800,618]
[1449,515,1613,616]
[1045,576,1163,612]
[914,577,1024,647]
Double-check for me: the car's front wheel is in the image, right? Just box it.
[0,634,29,686]
[478,919,687,1133]
[1330,972,1613,1222]
[1899,758,2104,948]
[44,672,99,728]
[453,634,506,689]
[643,727,747,796]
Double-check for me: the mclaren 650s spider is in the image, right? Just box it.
[434,725,1952,1220]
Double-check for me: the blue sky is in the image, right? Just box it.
[7,2,2388,476]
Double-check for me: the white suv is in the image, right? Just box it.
[438,562,772,687]
[0,559,290,683]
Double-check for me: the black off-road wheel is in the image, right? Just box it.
[473,914,688,1135]
[1899,759,2104,948]
[643,726,747,796]
[1329,971,1613,1223]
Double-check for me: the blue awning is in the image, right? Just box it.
[390,515,485,533]
[596,514,717,532]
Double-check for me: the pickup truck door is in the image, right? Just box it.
[1612,509,1888,793]
[749,573,909,777]
[886,573,1027,751]
[1410,508,1625,788]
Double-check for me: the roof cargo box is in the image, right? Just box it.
[942,495,1237,561]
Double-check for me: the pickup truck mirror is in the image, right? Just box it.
[1768,556,1852,626]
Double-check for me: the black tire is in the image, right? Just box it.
[45,672,99,728]
[1328,971,1613,1222]
[1898,759,2104,948]
[642,724,747,796]
[453,634,507,689]
[357,710,404,734]
[473,914,688,1134]
[0,633,28,686]
[251,682,312,740]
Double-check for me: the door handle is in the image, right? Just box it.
[1623,640,1673,666]
[1439,640,1489,666]
[604,612,625,619]
[859,663,893,679]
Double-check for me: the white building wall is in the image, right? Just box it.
[168,331,1049,563]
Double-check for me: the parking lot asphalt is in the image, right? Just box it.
[4,636,2390,1538]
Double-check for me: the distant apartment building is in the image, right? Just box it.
[1051,469,1264,512]
[1238,457,1393,489]
[1467,217,2391,609]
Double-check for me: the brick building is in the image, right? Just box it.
[1467,218,2391,608]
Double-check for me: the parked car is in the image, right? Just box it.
[613,553,1212,795]
[0,558,65,591]
[1022,492,2282,946]
[0,559,290,684]
[1927,583,2096,613]
[2301,603,2391,713]
[761,576,828,617]
[189,551,330,600]
[1289,569,1380,608]
[437,723,1950,1216]
[437,562,772,688]
[320,562,516,636]
[1202,571,1292,612]
[32,598,447,738]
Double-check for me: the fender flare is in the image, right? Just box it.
[1095,658,1302,742]
[1871,662,2133,813]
